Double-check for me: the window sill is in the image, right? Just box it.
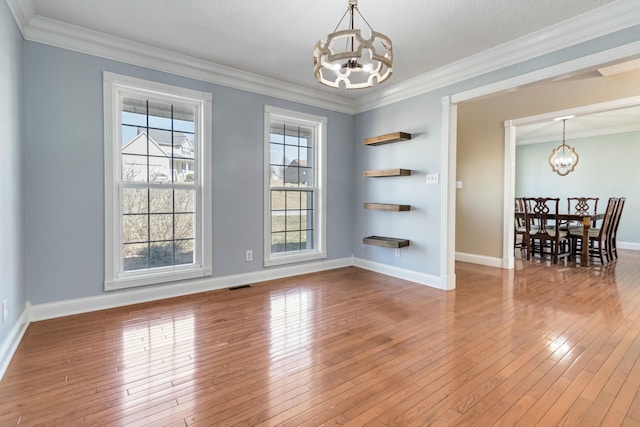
[264,250,326,267]
[105,266,212,291]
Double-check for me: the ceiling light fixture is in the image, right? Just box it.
[313,0,392,90]
[549,117,579,176]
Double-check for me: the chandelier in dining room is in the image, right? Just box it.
[549,116,579,176]
[313,0,392,90]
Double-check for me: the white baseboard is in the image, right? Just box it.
[618,241,640,251]
[30,257,354,321]
[19,241,640,320]
[353,258,443,290]
[4,257,445,375]
[458,244,639,271]
[455,252,503,268]
[502,256,515,270]
[0,303,30,381]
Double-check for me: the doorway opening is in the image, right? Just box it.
[442,45,640,288]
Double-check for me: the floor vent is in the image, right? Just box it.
[228,284,251,291]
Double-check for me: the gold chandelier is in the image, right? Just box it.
[313,0,392,90]
[549,117,579,176]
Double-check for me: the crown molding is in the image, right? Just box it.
[517,124,640,145]
[7,0,640,115]
[5,0,34,38]
[510,95,640,126]
[19,14,356,115]
[354,0,640,113]
[511,95,640,142]
[453,41,640,104]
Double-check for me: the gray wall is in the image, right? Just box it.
[23,42,354,304]
[353,93,444,276]
[0,1,25,344]
[15,17,640,304]
[516,131,640,244]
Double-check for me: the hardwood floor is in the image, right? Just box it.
[2,250,640,426]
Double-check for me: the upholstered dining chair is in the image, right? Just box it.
[569,197,618,264]
[523,197,570,264]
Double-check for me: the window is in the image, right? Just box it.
[264,106,326,266]
[104,72,212,290]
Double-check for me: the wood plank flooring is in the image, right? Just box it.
[1,250,640,426]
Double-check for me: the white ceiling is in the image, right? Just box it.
[517,105,640,145]
[15,0,620,100]
[6,0,640,134]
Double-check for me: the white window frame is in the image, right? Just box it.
[103,72,212,290]
[264,106,327,267]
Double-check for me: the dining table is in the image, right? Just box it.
[515,212,605,267]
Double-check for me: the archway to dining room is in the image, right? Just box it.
[441,46,640,286]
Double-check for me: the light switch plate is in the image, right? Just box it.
[426,173,439,184]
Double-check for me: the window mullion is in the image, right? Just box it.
[146,102,151,269]
[171,104,176,266]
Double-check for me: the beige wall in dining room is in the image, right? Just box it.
[456,67,640,259]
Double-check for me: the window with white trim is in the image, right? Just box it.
[104,72,212,290]
[264,106,326,266]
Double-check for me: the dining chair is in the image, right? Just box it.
[566,197,599,230]
[523,197,570,264]
[607,197,626,260]
[514,198,528,254]
[569,197,618,264]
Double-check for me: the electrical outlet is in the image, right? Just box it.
[395,248,401,257]
[245,250,253,262]
[2,299,7,324]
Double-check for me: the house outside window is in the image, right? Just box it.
[264,106,327,266]
[103,72,212,290]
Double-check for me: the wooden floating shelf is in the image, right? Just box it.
[363,203,410,211]
[363,236,410,248]
[363,168,411,177]
[364,132,412,146]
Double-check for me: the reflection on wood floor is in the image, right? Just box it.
[1,250,639,426]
